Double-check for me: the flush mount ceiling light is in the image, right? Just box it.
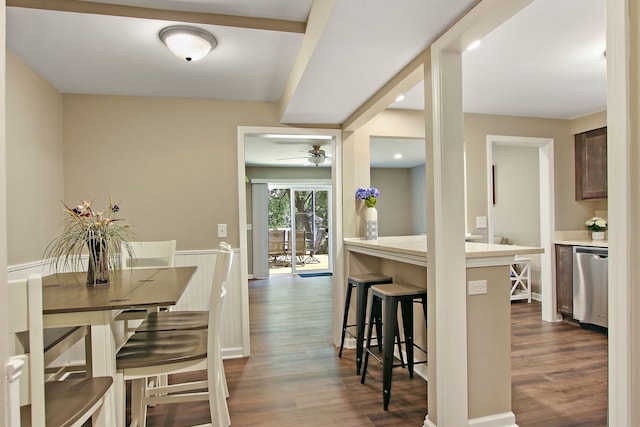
[159,26,216,62]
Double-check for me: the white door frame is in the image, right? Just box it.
[237,126,343,356]
[486,135,559,322]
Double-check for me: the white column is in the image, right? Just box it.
[606,0,639,425]
[425,49,469,427]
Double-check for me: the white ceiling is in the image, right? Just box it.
[6,0,606,167]
[389,0,607,119]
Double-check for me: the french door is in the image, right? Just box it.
[268,184,332,275]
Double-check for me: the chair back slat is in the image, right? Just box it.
[208,242,233,332]
[122,240,176,269]
[205,242,233,426]
[8,274,46,422]
[207,243,233,348]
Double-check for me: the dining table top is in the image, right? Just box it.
[42,266,197,315]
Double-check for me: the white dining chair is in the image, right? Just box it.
[135,241,234,402]
[8,274,113,427]
[121,240,177,269]
[116,242,233,427]
[116,240,177,335]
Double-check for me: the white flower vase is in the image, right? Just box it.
[592,231,605,240]
[364,207,378,240]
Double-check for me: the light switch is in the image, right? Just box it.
[217,224,227,238]
[476,216,487,229]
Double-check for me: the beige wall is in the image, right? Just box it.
[345,109,426,237]
[371,168,413,236]
[464,113,606,234]
[492,145,542,293]
[632,3,640,422]
[62,95,286,251]
[7,53,611,262]
[6,51,64,265]
[569,110,606,134]
[356,110,607,240]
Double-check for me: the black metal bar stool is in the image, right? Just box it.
[339,273,393,374]
[361,282,427,410]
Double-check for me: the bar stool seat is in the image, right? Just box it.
[339,273,393,374]
[361,282,427,410]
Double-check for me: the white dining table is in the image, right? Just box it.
[42,266,197,427]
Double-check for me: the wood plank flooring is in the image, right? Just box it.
[144,275,607,426]
[511,302,608,427]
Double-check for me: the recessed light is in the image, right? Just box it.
[394,154,403,159]
[466,40,481,51]
[395,94,405,102]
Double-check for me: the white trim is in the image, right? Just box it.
[250,178,331,185]
[606,0,634,425]
[486,135,558,322]
[465,255,515,268]
[426,413,517,427]
[468,412,517,427]
[345,245,427,267]
[237,126,343,355]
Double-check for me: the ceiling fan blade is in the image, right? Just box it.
[276,156,310,160]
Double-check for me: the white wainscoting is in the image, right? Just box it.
[8,247,248,365]
[174,249,246,359]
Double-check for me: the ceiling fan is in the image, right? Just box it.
[277,145,331,167]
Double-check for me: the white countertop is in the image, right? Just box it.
[344,235,543,267]
[554,230,608,248]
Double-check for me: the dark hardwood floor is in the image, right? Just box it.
[511,301,608,427]
[144,275,607,427]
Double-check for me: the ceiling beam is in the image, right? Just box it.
[279,0,337,120]
[7,0,307,33]
[342,49,429,133]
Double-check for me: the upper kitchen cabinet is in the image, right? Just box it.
[575,127,607,200]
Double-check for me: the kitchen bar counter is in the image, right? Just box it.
[344,235,543,266]
[343,235,543,426]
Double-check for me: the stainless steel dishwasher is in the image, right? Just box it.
[573,246,608,328]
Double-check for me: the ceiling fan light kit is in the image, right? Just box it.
[275,144,331,166]
[307,156,326,167]
[159,25,216,62]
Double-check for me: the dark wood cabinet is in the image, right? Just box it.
[575,127,607,200]
[556,244,574,316]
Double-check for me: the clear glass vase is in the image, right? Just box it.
[87,239,110,285]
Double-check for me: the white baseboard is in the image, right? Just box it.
[424,412,517,427]
[468,412,517,427]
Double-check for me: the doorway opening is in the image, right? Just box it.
[486,135,558,322]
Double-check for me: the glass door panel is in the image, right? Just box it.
[268,185,331,276]
[268,188,292,275]
[293,189,330,274]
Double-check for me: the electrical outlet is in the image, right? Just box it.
[217,224,227,238]
[476,216,487,229]
[468,280,488,295]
